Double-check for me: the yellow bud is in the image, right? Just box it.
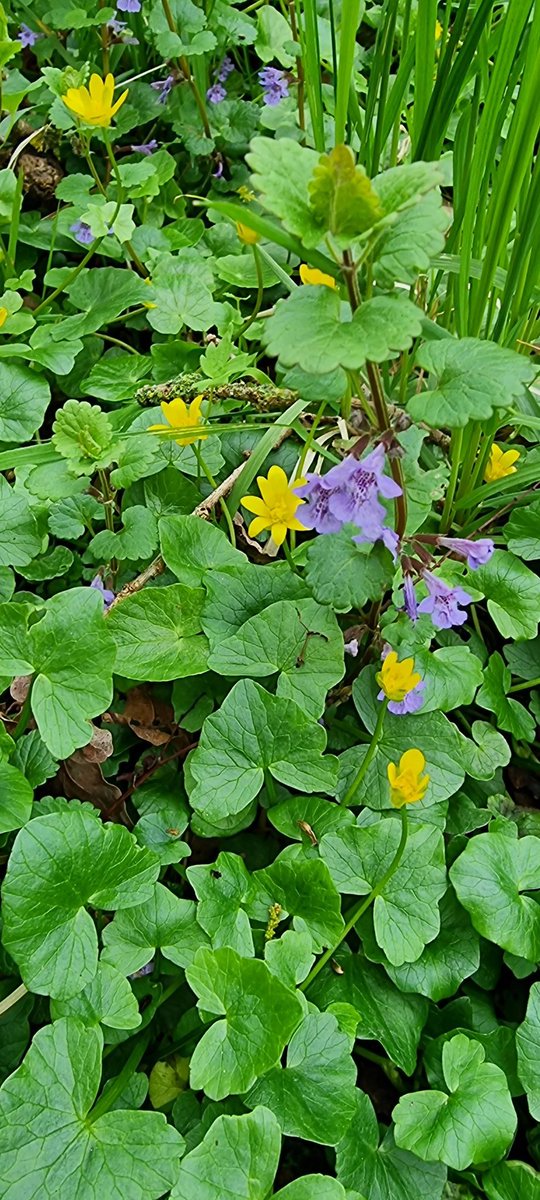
[236,221,259,245]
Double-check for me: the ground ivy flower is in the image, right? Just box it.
[387,749,430,808]
[130,139,158,155]
[64,73,128,127]
[299,264,336,288]
[148,395,208,446]
[217,56,235,82]
[259,66,289,105]
[403,574,418,621]
[439,536,494,570]
[241,465,307,546]
[376,649,425,714]
[344,638,359,657]
[90,575,115,610]
[293,475,344,534]
[18,23,41,47]
[484,443,520,483]
[117,0,141,10]
[295,445,400,552]
[151,74,174,103]
[70,220,94,246]
[207,82,226,104]
[417,571,472,629]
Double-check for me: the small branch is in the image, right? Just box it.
[107,460,247,611]
[0,983,27,1016]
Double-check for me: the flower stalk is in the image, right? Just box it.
[341,697,388,806]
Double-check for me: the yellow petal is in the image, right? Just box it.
[299,264,336,288]
[288,516,308,531]
[500,448,520,468]
[399,748,426,774]
[103,74,115,107]
[248,516,270,538]
[161,397,188,428]
[387,763,397,786]
[257,465,288,507]
[110,88,129,119]
[0,307,8,329]
[241,495,268,516]
[89,74,103,102]
[271,522,288,546]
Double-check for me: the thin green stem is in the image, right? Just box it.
[238,244,265,337]
[160,0,212,139]
[194,446,236,547]
[283,537,301,574]
[302,807,408,990]
[341,699,388,807]
[440,427,464,533]
[33,240,105,315]
[508,676,540,694]
[88,1030,151,1123]
[265,771,278,803]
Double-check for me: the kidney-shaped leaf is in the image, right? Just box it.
[336,1088,447,1200]
[171,1106,281,1200]
[101,881,207,976]
[450,830,540,960]
[108,584,209,681]
[516,981,540,1120]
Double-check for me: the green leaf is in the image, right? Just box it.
[516,981,540,1119]
[0,361,50,444]
[187,679,338,831]
[477,653,536,742]
[321,819,446,965]
[247,136,322,245]
[473,550,540,641]
[102,882,207,976]
[0,1018,185,1198]
[202,561,308,641]
[450,829,540,960]
[0,476,42,567]
[18,545,74,581]
[0,761,33,834]
[48,494,104,540]
[484,1161,540,1200]
[10,730,58,789]
[144,468,200,518]
[2,809,160,998]
[28,588,117,759]
[208,597,344,719]
[55,268,150,339]
[81,199,135,243]
[305,532,393,612]
[83,353,152,403]
[88,506,158,562]
[255,6,295,65]
[264,930,314,988]
[415,645,483,712]
[268,794,355,844]
[264,288,423,374]
[0,601,34,675]
[336,1089,447,1200]
[360,887,480,1002]
[160,514,247,586]
[52,399,117,475]
[187,852,255,956]
[247,1010,357,1145]
[506,497,540,561]
[108,584,209,681]
[504,636,540,681]
[393,1033,516,1169]
[409,338,536,429]
[307,952,427,1074]
[248,857,344,952]
[457,720,511,781]
[186,947,303,1099]
[374,191,449,287]
[308,146,384,244]
[398,426,448,535]
[170,1107,281,1200]
[50,962,141,1030]
[145,249,223,335]
[276,1178,365,1200]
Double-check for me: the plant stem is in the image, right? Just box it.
[0,982,28,1016]
[301,806,408,990]
[283,537,301,573]
[341,698,388,807]
[160,0,212,140]
[12,679,34,740]
[238,244,265,336]
[440,426,464,533]
[193,446,236,547]
[88,1030,151,1123]
[509,676,540,694]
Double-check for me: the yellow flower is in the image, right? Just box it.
[63,73,128,128]
[376,651,422,703]
[435,19,443,39]
[387,749,430,808]
[236,221,259,245]
[241,465,307,547]
[484,443,520,483]
[299,264,336,289]
[0,307,8,329]
[148,395,207,446]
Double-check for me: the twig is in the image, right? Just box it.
[0,983,27,1016]
[107,459,247,611]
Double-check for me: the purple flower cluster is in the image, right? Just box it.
[295,445,401,558]
[18,23,41,48]
[259,66,289,105]
[151,74,174,103]
[403,537,493,629]
[207,83,226,104]
[207,56,235,104]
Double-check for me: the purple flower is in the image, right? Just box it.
[130,139,158,155]
[18,23,41,48]
[206,82,226,104]
[417,571,472,629]
[90,575,115,610]
[129,960,155,979]
[212,159,224,179]
[403,574,418,621]
[217,55,235,82]
[344,638,359,657]
[70,220,94,246]
[151,74,174,103]
[385,681,426,716]
[259,66,289,105]
[438,536,494,571]
[294,475,344,534]
[117,0,141,10]
[107,17,138,41]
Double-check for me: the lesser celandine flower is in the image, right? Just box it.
[63,73,128,127]
[376,650,425,714]
[148,395,207,446]
[484,443,520,483]
[299,264,336,288]
[241,465,307,546]
[236,222,259,245]
[387,749,430,808]
[0,307,8,329]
